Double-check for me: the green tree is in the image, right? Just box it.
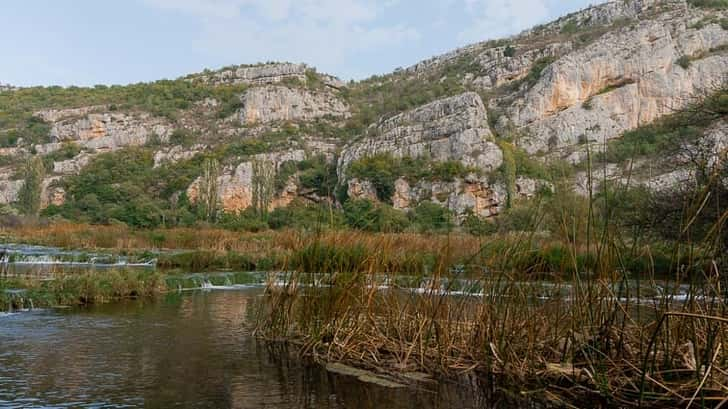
[498,141,517,209]
[198,158,220,222]
[18,156,45,216]
[252,158,275,218]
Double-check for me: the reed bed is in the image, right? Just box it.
[255,176,728,407]
[256,243,727,407]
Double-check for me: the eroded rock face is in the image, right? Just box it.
[0,177,66,208]
[0,179,22,205]
[387,176,504,220]
[347,179,378,203]
[508,17,728,154]
[187,150,306,213]
[34,108,174,154]
[573,120,728,195]
[191,63,346,89]
[339,93,503,177]
[153,145,206,168]
[53,153,93,175]
[238,86,350,125]
[470,43,573,90]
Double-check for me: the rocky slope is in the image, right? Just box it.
[0,0,726,226]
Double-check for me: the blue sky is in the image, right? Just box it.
[0,0,596,87]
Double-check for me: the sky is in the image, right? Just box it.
[0,0,596,87]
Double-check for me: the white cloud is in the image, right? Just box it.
[142,0,417,78]
[458,0,551,44]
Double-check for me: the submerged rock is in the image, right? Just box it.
[325,363,405,388]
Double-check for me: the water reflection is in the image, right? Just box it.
[0,289,523,409]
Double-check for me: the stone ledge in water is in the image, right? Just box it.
[325,363,405,388]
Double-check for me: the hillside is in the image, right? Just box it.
[1,0,727,232]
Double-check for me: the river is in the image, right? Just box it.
[0,288,501,409]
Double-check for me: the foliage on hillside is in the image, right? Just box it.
[347,153,481,202]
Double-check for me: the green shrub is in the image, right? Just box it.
[410,201,453,232]
[462,212,497,236]
[524,57,556,86]
[688,0,728,9]
[347,154,479,202]
[218,208,269,232]
[497,203,541,232]
[503,45,517,58]
[343,199,410,232]
[347,155,398,201]
[169,129,196,146]
[560,20,579,34]
[676,55,692,69]
[291,243,369,274]
[268,201,343,230]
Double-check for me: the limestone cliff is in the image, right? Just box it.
[339,92,503,177]
[186,150,306,213]
[34,107,174,154]
[508,14,728,154]
[190,62,346,89]
[238,86,350,125]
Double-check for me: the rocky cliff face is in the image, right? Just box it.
[238,86,350,125]
[508,15,728,154]
[191,62,346,89]
[0,0,725,223]
[186,150,306,213]
[34,107,174,154]
[339,92,503,177]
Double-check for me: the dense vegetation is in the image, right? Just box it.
[347,154,481,202]
[0,80,249,149]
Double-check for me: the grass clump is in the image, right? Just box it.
[1,269,166,311]
[688,0,728,9]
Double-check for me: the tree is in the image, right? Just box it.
[252,158,275,218]
[498,141,517,209]
[18,156,45,216]
[197,158,220,222]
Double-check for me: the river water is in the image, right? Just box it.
[0,288,502,409]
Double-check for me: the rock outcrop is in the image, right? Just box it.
[238,86,350,125]
[187,150,306,213]
[339,93,503,177]
[191,62,346,89]
[0,177,66,208]
[508,15,728,154]
[346,179,379,203]
[0,179,22,206]
[573,120,728,195]
[153,145,206,168]
[34,108,174,154]
[388,176,504,219]
[53,153,93,175]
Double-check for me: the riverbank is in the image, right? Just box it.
[1,222,686,277]
[0,269,166,311]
